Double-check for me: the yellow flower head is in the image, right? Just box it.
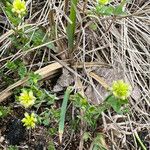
[22,112,37,129]
[18,90,36,108]
[111,80,132,100]
[12,0,26,18]
[98,0,109,5]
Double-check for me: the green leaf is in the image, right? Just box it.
[6,60,27,79]
[106,95,129,113]
[96,5,115,16]
[8,145,18,150]
[26,28,55,50]
[6,61,17,70]
[113,5,124,15]
[43,90,58,105]
[28,72,41,85]
[89,106,97,114]
[43,119,50,126]
[98,0,109,5]
[48,140,56,150]
[0,111,3,116]
[58,87,73,143]
[107,95,121,113]
[18,64,27,79]
[67,0,78,52]
[113,0,127,16]
[104,6,114,15]
[37,116,42,125]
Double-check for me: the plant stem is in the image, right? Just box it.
[134,131,147,150]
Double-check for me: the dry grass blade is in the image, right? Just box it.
[89,72,109,90]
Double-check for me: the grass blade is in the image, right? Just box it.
[134,131,147,150]
[58,87,72,143]
[67,0,78,54]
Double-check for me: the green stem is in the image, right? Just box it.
[134,131,147,150]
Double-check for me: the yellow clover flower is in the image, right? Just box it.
[12,0,26,18]
[22,112,37,129]
[111,80,131,100]
[18,90,36,108]
[98,0,109,5]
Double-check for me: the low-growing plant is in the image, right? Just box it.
[6,60,27,79]
[38,107,60,127]
[71,80,131,128]
[14,70,58,130]
[0,106,11,118]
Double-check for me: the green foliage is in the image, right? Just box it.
[1,0,12,6]
[24,27,55,48]
[48,140,56,150]
[7,145,18,150]
[27,72,41,86]
[6,60,27,79]
[106,95,128,113]
[71,90,129,128]
[18,63,27,79]
[9,27,55,51]
[71,93,100,128]
[94,0,128,16]
[0,106,11,118]
[95,5,115,16]
[32,88,58,107]
[6,61,18,70]
[38,107,60,126]
[113,4,125,16]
